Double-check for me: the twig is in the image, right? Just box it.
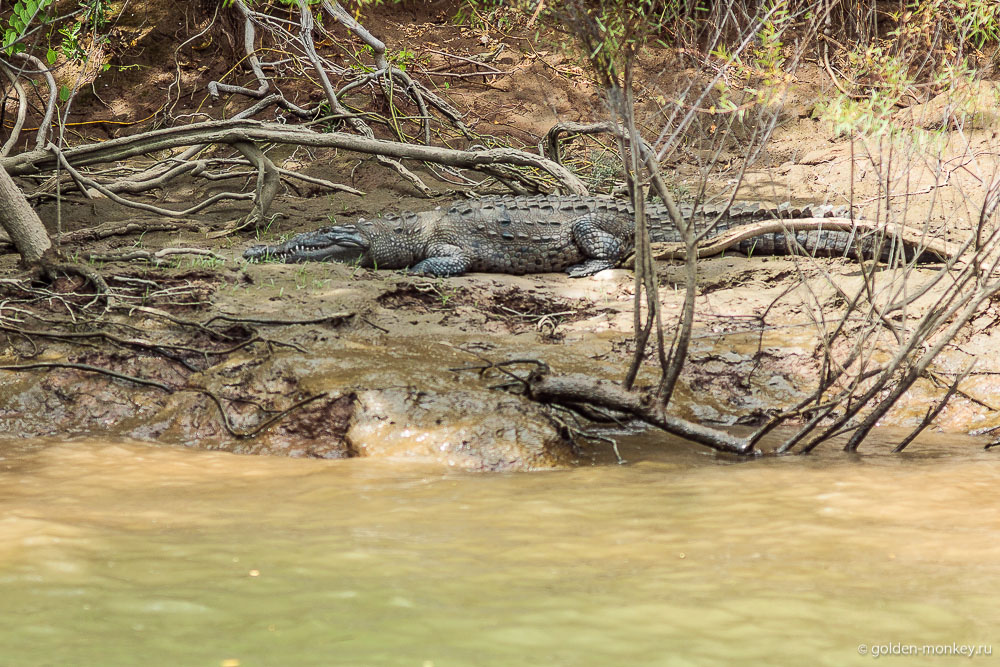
[893,364,972,453]
[0,361,173,391]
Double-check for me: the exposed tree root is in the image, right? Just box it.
[81,248,226,265]
[2,119,586,195]
[0,273,357,441]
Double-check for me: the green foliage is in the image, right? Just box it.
[3,0,111,60]
[3,0,54,55]
[894,0,1000,49]
[752,0,790,80]
[704,0,793,113]
[57,20,84,60]
[390,46,418,71]
[818,0,998,142]
[961,0,1000,45]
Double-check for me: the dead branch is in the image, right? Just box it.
[524,368,755,455]
[207,0,270,101]
[892,364,973,453]
[44,143,254,216]
[98,159,204,194]
[0,320,235,368]
[2,119,587,194]
[642,217,960,263]
[60,221,184,244]
[200,312,354,327]
[115,94,332,194]
[83,248,226,264]
[298,1,429,193]
[543,120,617,163]
[274,166,363,194]
[321,0,472,139]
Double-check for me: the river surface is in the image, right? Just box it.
[0,432,996,666]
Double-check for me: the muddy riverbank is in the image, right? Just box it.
[3,243,1000,467]
[2,3,1000,465]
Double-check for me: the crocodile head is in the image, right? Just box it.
[243,226,371,264]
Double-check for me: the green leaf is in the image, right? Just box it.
[46,47,56,64]
[59,85,71,102]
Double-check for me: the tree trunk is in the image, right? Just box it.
[0,164,51,264]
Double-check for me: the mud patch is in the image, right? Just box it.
[377,282,606,339]
[696,265,802,295]
[376,282,471,311]
[479,286,604,341]
[221,393,357,459]
[682,347,814,425]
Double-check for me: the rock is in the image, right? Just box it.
[348,388,574,471]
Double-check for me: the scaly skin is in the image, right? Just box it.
[243,194,852,277]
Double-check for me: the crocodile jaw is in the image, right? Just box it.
[243,227,370,264]
[243,242,367,264]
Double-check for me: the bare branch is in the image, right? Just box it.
[10,53,57,150]
[207,0,270,100]
[0,63,27,158]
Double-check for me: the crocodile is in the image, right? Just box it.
[243,194,876,277]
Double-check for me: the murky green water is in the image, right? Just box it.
[0,433,996,666]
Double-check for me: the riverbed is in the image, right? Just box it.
[0,432,996,666]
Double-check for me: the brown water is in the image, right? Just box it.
[0,432,997,666]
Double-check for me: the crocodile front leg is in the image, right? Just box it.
[566,213,631,277]
[408,244,471,277]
